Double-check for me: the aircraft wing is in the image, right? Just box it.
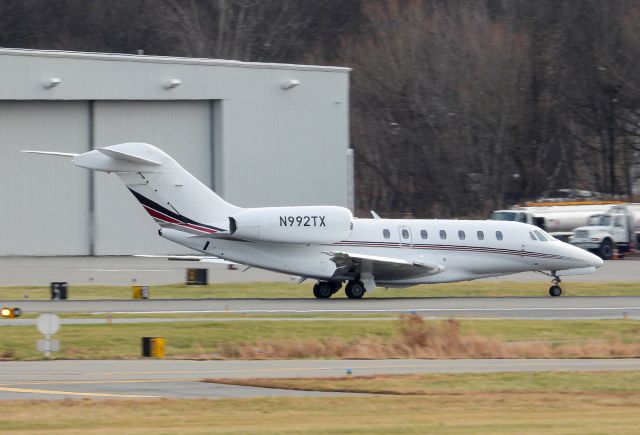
[326,251,444,281]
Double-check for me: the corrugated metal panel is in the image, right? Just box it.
[0,49,351,256]
[0,102,90,255]
[220,69,350,208]
[93,101,211,255]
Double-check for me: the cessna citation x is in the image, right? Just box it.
[25,143,603,299]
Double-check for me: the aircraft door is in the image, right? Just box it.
[399,225,412,248]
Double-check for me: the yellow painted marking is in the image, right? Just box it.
[0,379,196,387]
[0,386,160,398]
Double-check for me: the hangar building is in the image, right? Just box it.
[0,48,351,255]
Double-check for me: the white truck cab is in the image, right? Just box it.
[569,206,637,259]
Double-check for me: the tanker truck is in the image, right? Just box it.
[569,204,640,259]
[489,202,621,241]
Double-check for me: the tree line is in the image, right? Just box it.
[2,0,639,217]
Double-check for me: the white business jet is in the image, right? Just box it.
[25,143,603,299]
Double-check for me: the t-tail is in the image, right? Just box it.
[24,142,241,235]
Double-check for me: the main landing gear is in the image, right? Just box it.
[549,274,562,297]
[312,281,341,299]
[312,280,366,299]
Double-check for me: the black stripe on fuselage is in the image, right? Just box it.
[333,240,580,262]
[128,188,225,232]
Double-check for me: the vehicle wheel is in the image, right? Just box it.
[313,281,333,299]
[345,281,366,299]
[549,285,562,297]
[599,239,613,260]
[330,282,342,294]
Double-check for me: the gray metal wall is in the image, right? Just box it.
[0,49,350,255]
[94,101,212,255]
[2,102,90,255]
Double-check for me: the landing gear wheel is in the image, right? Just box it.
[345,281,366,299]
[313,281,333,299]
[599,239,613,260]
[549,285,562,297]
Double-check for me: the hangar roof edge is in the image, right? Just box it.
[0,47,352,73]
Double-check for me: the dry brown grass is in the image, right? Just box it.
[220,315,640,359]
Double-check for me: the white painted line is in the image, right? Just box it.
[73,269,177,272]
[92,306,640,315]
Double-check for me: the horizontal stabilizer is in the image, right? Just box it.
[22,150,79,157]
[134,254,240,266]
[97,148,161,166]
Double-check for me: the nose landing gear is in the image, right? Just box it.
[549,274,562,297]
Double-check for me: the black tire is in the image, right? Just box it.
[345,281,366,299]
[598,239,613,260]
[313,282,333,299]
[549,286,562,297]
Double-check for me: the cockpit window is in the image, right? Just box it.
[496,231,503,241]
[529,231,537,241]
[534,230,547,241]
[383,229,390,239]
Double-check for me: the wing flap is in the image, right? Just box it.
[326,251,444,281]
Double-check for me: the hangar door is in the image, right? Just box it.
[93,101,213,255]
[0,102,90,255]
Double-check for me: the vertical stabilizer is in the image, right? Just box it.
[72,142,241,233]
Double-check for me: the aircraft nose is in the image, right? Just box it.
[581,249,604,268]
[566,242,603,268]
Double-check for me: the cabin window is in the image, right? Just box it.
[383,229,390,239]
[458,230,466,240]
[496,231,503,241]
[534,230,547,241]
[439,230,447,240]
[529,231,537,241]
[477,231,484,240]
[420,230,428,239]
[401,229,410,239]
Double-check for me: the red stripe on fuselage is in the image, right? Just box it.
[143,206,217,234]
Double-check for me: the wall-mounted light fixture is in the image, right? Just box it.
[281,79,301,90]
[164,78,182,89]
[43,78,62,89]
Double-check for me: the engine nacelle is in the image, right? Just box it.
[229,206,353,244]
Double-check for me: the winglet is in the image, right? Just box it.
[370,210,382,219]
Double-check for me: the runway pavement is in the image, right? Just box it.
[0,358,638,400]
[0,255,638,286]
[2,296,640,319]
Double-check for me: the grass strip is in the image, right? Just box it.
[207,370,640,395]
[1,317,639,360]
[2,391,640,433]
[2,280,640,300]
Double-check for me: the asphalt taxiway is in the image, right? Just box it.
[1,358,638,400]
[0,255,638,286]
[2,296,639,319]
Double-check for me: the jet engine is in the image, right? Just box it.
[229,206,353,244]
